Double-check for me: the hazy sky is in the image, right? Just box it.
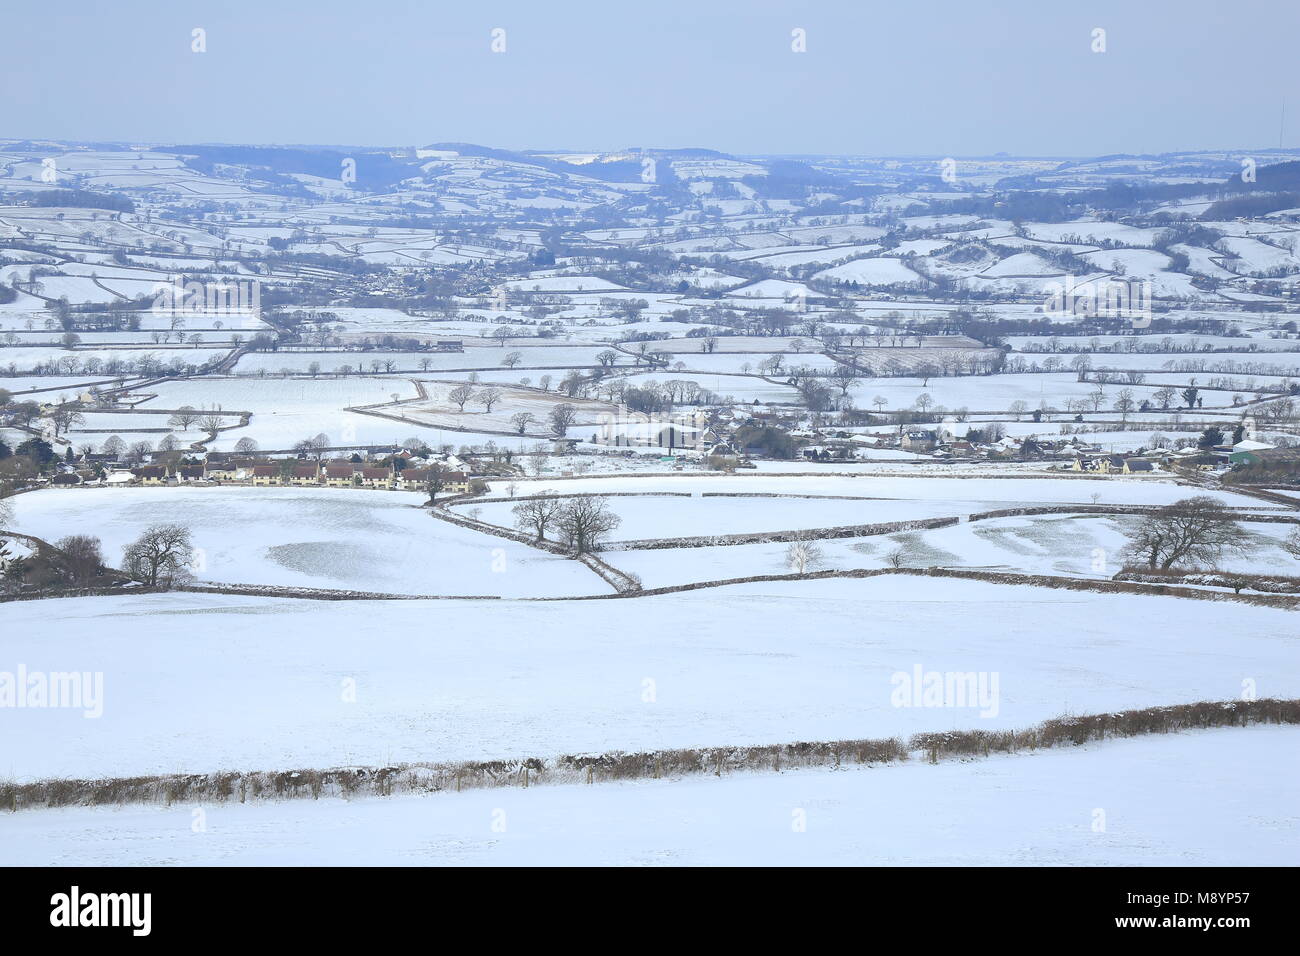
[4,0,1297,157]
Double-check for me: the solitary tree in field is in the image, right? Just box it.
[1113,389,1136,423]
[884,543,916,568]
[476,388,503,413]
[168,406,200,431]
[501,351,523,369]
[549,403,577,437]
[830,363,859,397]
[510,411,537,434]
[122,524,195,588]
[785,538,825,575]
[1122,496,1245,570]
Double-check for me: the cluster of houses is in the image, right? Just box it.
[788,425,1172,473]
[44,449,473,493]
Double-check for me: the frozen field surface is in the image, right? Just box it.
[3,577,1296,782]
[606,513,1300,584]
[9,487,601,597]
[3,726,1295,866]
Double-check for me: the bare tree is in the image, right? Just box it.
[556,495,621,554]
[168,406,200,430]
[448,385,475,412]
[49,402,85,436]
[527,442,550,476]
[476,388,504,413]
[829,364,859,396]
[1283,526,1300,561]
[424,462,457,503]
[884,543,916,568]
[1113,389,1136,422]
[785,538,825,574]
[122,524,195,588]
[1122,496,1246,570]
[126,440,153,464]
[510,411,537,434]
[549,403,577,437]
[511,491,563,542]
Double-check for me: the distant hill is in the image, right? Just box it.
[159,144,416,190]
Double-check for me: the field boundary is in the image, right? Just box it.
[4,699,1293,812]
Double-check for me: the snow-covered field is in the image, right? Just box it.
[845,372,1239,411]
[606,513,1300,585]
[232,346,621,374]
[486,473,1268,509]
[5,577,1296,783]
[132,377,421,450]
[6,725,1293,866]
[9,487,601,597]
[8,140,1300,869]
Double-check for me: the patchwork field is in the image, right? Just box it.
[6,726,1293,866]
[9,486,601,597]
[4,577,1296,785]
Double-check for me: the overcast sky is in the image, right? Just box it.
[4,0,1297,157]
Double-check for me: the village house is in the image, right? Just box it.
[131,465,168,485]
[1064,455,1156,475]
[323,462,360,487]
[203,457,241,481]
[356,466,393,489]
[902,429,938,453]
[251,465,280,486]
[289,463,321,485]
